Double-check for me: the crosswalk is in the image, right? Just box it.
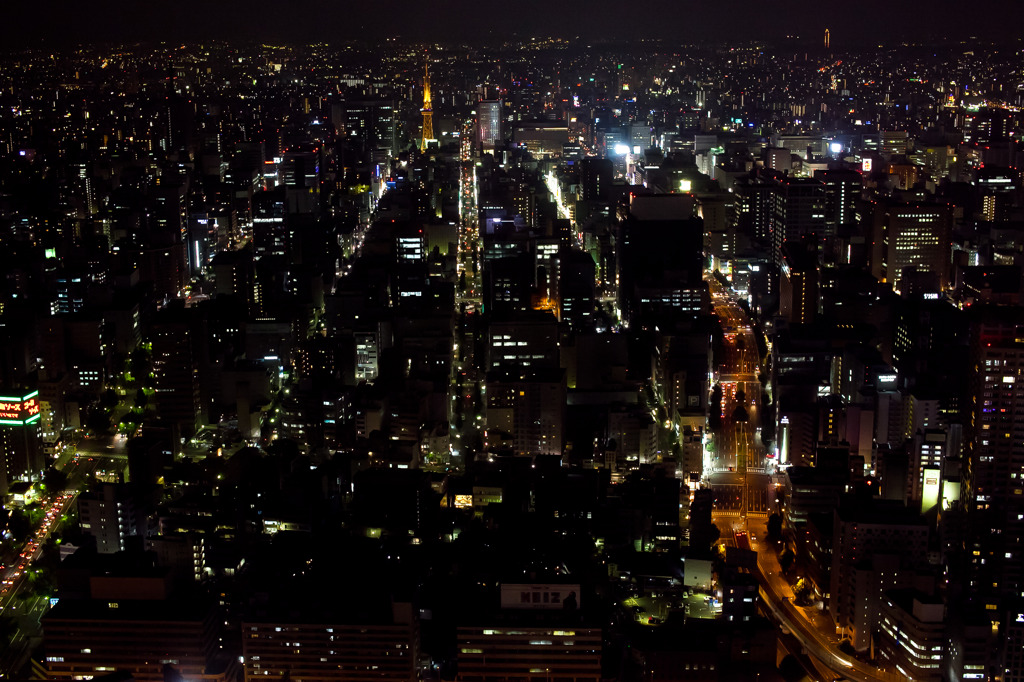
[713,509,769,519]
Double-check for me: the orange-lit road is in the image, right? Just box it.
[0,489,78,678]
[0,452,109,678]
[708,277,765,476]
[0,491,77,613]
[711,513,902,682]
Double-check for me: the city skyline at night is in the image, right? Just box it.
[0,20,1023,682]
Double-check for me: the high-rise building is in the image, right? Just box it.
[211,245,255,312]
[0,387,42,496]
[487,313,559,371]
[880,130,910,155]
[766,147,792,173]
[769,174,827,266]
[579,158,612,202]
[557,250,596,331]
[814,168,862,239]
[964,311,1024,623]
[618,208,705,323]
[252,186,287,257]
[77,483,148,554]
[779,241,819,325]
[875,203,953,294]
[877,589,945,681]
[477,99,503,150]
[54,268,89,314]
[281,149,320,214]
[485,368,566,457]
[735,175,775,242]
[335,97,398,153]
[829,498,930,652]
[151,306,203,442]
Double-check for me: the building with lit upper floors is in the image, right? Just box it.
[829,497,931,652]
[870,202,953,295]
[877,589,945,681]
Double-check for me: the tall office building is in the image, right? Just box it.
[335,98,398,153]
[770,174,827,266]
[477,99,503,150]
[779,241,819,325]
[735,175,775,242]
[54,268,89,314]
[766,147,792,173]
[151,306,203,442]
[814,168,862,237]
[0,388,43,496]
[965,312,1024,621]
[877,590,945,681]
[618,208,705,323]
[829,498,930,652]
[211,245,255,312]
[880,130,910,155]
[281,149,320,214]
[252,186,287,257]
[578,158,612,202]
[557,250,597,330]
[484,368,566,457]
[874,203,953,294]
[77,483,148,554]
[487,313,559,371]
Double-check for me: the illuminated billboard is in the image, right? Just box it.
[0,390,41,426]
[500,584,581,610]
[922,468,941,512]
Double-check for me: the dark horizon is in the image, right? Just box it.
[4,0,1022,48]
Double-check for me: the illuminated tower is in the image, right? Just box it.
[420,59,434,152]
[824,28,830,49]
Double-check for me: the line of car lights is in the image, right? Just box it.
[1,492,74,601]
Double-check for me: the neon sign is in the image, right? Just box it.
[0,391,41,425]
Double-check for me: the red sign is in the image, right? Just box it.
[0,397,39,422]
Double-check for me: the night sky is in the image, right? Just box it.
[2,0,1020,46]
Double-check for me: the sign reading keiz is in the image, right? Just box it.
[500,584,581,610]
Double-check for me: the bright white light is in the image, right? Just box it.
[613,143,631,156]
[829,142,843,154]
